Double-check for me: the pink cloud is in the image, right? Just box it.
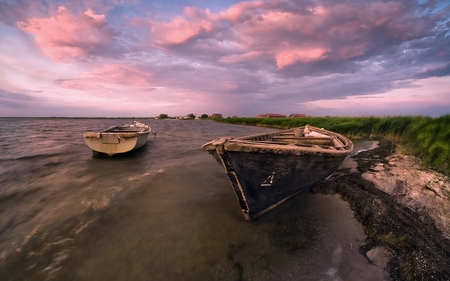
[17,6,119,61]
[56,63,154,93]
[148,0,429,70]
[148,1,269,47]
[275,48,328,68]
[219,51,265,64]
[88,64,153,86]
[216,1,266,23]
[151,15,215,46]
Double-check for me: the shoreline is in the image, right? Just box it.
[312,138,450,280]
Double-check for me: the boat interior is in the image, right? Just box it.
[103,123,149,133]
[106,126,146,133]
[239,127,347,149]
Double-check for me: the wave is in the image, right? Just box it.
[0,189,121,280]
[0,152,66,162]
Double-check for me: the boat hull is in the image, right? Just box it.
[83,121,150,156]
[83,132,149,156]
[202,125,353,220]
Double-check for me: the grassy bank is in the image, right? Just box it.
[215,115,450,175]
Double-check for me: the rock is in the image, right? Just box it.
[366,246,390,268]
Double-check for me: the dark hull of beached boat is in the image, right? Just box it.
[83,121,150,156]
[202,125,353,220]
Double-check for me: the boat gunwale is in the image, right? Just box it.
[102,122,150,133]
[203,125,353,156]
[83,120,151,137]
[83,131,149,139]
[223,140,352,156]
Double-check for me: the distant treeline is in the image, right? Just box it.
[216,115,450,175]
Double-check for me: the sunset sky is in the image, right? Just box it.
[0,0,449,117]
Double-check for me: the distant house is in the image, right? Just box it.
[210,113,223,119]
[256,114,267,118]
[265,113,286,118]
[289,114,306,118]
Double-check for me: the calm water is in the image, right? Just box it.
[0,118,384,281]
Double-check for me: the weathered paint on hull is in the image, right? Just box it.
[211,148,347,220]
[202,125,353,220]
[83,132,149,156]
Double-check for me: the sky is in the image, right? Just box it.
[0,0,449,118]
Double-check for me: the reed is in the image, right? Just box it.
[216,115,450,175]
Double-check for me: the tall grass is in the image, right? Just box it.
[216,115,450,175]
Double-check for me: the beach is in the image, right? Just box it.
[0,118,449,280]
[313,138,450,280]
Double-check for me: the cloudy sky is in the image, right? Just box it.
[0,0,449,117]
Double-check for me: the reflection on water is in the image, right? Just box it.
[327,140,379,180]
[0,118,384,280]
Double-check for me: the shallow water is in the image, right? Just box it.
[0,118,384,280]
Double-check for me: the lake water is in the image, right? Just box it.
[0,118,385,280]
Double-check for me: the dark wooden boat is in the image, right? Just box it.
[83,120,150,156]
[202,124,353,220]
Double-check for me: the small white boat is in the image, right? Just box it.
[83,121,150,156]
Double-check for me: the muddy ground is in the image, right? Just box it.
[312,138,450,281]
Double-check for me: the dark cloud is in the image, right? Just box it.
[414,64,450,78]
[0,0,49,26]
[0,89,39,109]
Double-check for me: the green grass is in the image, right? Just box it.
[215,115,450,175]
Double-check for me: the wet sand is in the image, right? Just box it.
[313,138,450,280]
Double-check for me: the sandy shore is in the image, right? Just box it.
[312,138,450,280]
